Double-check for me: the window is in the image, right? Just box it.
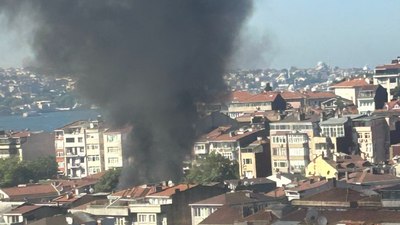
[390,77,397,83]
[108,157,119,164]
[243,158,252,164]
[107,147,119,153]
[273,161,287,168]
[66,138,74,143]
[149,215,156,222]
[57,151,64,157]
[107,135,118,142]
[88,155,100,161]
[138,215,147,222]
[78,137,83,143]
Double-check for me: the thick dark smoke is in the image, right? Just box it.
[0,1,253,187]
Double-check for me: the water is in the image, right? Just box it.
[0,109,102,132]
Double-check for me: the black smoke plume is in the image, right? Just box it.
[0,0,253,187]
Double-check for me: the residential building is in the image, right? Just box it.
[319,115,364,155]
[270,132,310,174]
[55,119,107,178]
[239,138,271,179]
[329,78,370,105]
[374,56,400,100]
[70,183,225,225]
[303,91,337,107]
[278,91,307,109]
[193,126,266,161]
[0,131,23,160]
[357,84,387,114]
[269,113,319,173]
[353,116,390,163]
[227,91,286,119]
[189,191,272,225]
[103,126,131,170]
[305,155,337,179]
[1,205,64,225]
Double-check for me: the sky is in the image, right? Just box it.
[1,0,400,69]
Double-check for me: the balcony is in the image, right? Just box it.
[194,148,208,155]
[129,204,162,213]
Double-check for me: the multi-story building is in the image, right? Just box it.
[103,126,132,170]
[193,126,266,161]
[0,131,23,160]
[269,112,319,162]
[86,120,105,175]
[319,115,365,155]
[239,138,271,179]
[270,131,310,174]
[330,78,370,105]
[357,84,387,114]
[55,119,107,178]
[353,116,390,163]
[374,57,400,100]
[227,91,286,119]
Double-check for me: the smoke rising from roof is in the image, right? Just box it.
[0,1,253,187]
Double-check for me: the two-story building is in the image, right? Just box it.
[330,78,370,105]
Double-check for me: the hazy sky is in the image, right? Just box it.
[1,0,400,69]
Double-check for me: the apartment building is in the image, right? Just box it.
[193,126,266,161]
[270,131,310,174]
[353,116,390,163]
[239,138,271,179]
[55,119,107,178]
[374,57,400,100]
[0,131,23,160]
[103,126,131,170]
[319,115,365,155]
[357,84,387,114]
[269,112,319,162]
[227,91,286,119]
[330,78,370,105]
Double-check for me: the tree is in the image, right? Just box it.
[391,86,400,100]
[94,168,122,192]
[0,156,58,188]
[26,156,58,182]
[185,153,239,184]
[0,157,32,187]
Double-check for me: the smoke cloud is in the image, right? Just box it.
[0,1,253,187]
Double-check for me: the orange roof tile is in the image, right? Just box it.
[149,184,196,197]
[330,79,369,88]
[243,92,278,103]
[1,184,58,200]
[230,91,253,102]
[304,91,337,99]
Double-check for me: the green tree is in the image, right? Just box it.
[185,153,239,184]
[391,86,400,99]
[26,156,58,182]
[94,168,122,192]
[0,157,32,187]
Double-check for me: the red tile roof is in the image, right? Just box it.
[148,184,196,197]
[376,63,400,69]
[303,91,337,99]
[238,209,278,223]
[111,186,158,198]
[279,91,306,100]
[199,206,241,225]
[230,91,253,102]
[1,184,58,200]
[345,171,400,184]
[191,191,270,206]
[6,205,42,215]
[330,79,369,88]
[244,92,278,103]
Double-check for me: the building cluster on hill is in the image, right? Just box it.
[2,57,400,224]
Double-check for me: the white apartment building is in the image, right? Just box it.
[55,119,108,178]
[374,57,400,100]
[103,127,131,170]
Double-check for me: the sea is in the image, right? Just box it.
[0,109,102,132]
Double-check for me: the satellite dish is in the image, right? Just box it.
[317,216,328,225]
[305,208,319,224]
